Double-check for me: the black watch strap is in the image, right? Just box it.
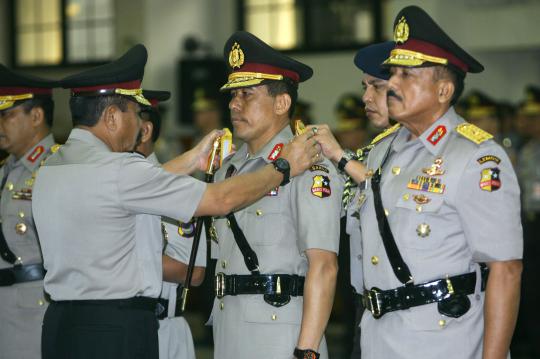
[337,149,355,172]
[294,348,320,359]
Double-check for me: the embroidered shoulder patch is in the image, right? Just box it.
[311,175,331,198]
[456,123,493,145]
[370,124,401,145]
[477,155,501,165]
[480,167,501,192]
[309,164,329,173]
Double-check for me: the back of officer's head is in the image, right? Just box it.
[69,95,131,127]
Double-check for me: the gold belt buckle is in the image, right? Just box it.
[215,272,226,299]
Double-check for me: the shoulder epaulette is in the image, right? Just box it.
[455,123,493,145]
[370,123,401,145]
[50,143,61,153]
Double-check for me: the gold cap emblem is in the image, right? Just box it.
[394,16,410,44]
[228,42,245,69]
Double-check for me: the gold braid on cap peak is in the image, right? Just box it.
[114,88,151,106]
[384,48,448,67]
[0,93,34,110]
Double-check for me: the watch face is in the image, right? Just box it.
[275,157,290,171]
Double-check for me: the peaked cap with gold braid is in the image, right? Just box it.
[0,64,57,111]
[220,31,313,91]
[61,44,150,106]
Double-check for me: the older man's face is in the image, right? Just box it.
[386,66,440,123]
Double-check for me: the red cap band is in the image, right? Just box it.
[396,39,469,73]
[71,79,142,94]
[0,87,52,96]
[149,99,159,107]
[235,63,300,83]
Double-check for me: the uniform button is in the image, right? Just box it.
[25,178,34,187]
[6,182,13,191]
[384,209,389,216]
[221,260,227,269]
[18,211,25,218]
[371,256,379,265]
[38,299,45,306]
[475,294,481,300]
[15,223,27,235]
[416,205,423,212]
[219,301,224,310]
[271,314,277,321]
[226,220,231,228]
[403,194,410,201]
[416,223,431,238]
[356,254,362,260]
[438,319,446,328]
[392,167,401,175]
[256,210,263,216]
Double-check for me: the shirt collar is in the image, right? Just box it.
[18,133,56,172]
[68,128,112,153]
[229,125,293,169]
[392,107,460,156]
[147,152,160,165]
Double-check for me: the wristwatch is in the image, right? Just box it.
[293,348,320,359]
[272,157,290,186]
[337,149,356,172]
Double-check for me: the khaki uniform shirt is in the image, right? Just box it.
[0,134,55,359]
[32,129,206,300]
[210,126,343,359]
[358,108,522,359]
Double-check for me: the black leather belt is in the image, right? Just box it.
[52,297,158,312]
[215,273,304,299]
[363,268,488,319]
[0,263,46,286]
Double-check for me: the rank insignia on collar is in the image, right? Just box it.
[426,125,447,145]
[27,145,44,163]
[178,219,196,238]
[407,175,445,194]
[267,143,283,161]
[311,175,331,198]
[422,157,445,176]
[480,167,501,192]
[477,155,501,165]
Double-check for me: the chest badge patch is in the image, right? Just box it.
[407,175,445,194]
[311,175,331,198]
[426,125,447,146]
[422,157,445,176]
[267,143,283,161]
[480,167,501,192]
[27,145,44,163]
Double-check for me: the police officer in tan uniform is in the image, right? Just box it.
[336,6,521,358]
[33,44,320,359]
[0,64,57,358]
[210,31,343,359]
[134,89,205,359]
